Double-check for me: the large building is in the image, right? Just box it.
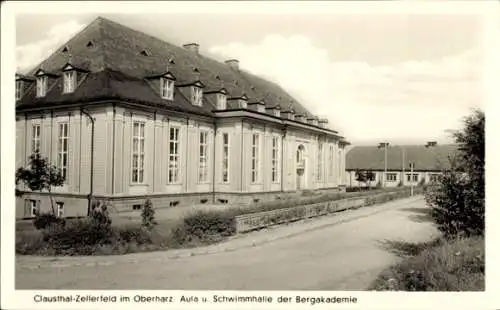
[15,17,349,219]
[345,142,457,188]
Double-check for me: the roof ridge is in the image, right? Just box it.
[94,17,313,115]
[19,16,322,124]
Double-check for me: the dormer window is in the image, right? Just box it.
[63,71,76,93]
[217,93,227,110]
[15,80,23,101]
[160,77,174,100]
[36,76,48,97]
[236,95,248,109]
[192,86,203,106]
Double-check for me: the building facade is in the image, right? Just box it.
[15,17,349,219]
[345,142,457,188]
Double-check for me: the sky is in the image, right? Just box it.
[15,9,486,146]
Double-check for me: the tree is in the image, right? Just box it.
[355,170,366,190]
[16,151,65,215]
[365,170,376,189]
[425,110,484,238]
[141,198,157,230]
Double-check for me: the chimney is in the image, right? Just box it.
[225,59,239,70]
[183,43,199,54]
[426,141,437,147]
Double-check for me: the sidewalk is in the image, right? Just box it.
[16,195,424,270]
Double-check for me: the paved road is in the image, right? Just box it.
[16,196,439,290]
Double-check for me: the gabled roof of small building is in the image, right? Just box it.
[346,144,459,171]
[17,16,313,118]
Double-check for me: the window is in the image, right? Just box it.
[429,174,441,183]
[239,99,247,109]
[385,173,397,182]
[29,200,38,217]
[32,124,41,152]
[251,133,260,183]
[297,145,305,168]
[222,133,229,183]
[16,80,23,100]
[406,173,419,182]
[271,136,280,183]
[198,131,209,183]
[132,204,142,210]
[168,127,180,183]
[317,143,323,181]
[57,122,69,180]
[36,76,48,97]
[217,93,227,110]
[192,86,203,106]
[63,71,76,93]
[160,78,174,100]
[132,121,145,184]
[56,202,64,217]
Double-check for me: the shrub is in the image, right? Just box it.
[425,110,484,238]
[141,198,157,230]
[42,218,113,255]
[371,236,484,291]
[301,190,317,196]
[115,225,153,245]
[172,210,236,245]
[40,200,114,255]
[89,199,112,229]
[33,213,65,230]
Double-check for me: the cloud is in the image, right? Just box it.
[209,35,482,144]
[16,20,86,73]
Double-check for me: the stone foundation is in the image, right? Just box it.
[15,187,345,219]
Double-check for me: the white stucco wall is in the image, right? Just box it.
[15,104,348,198]
[346,170,442,188]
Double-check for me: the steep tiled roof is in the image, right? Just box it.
[346,144,458,171]
[17,17,312,118]
[17,69,214,116]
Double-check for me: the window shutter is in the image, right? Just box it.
[36,200,41,215]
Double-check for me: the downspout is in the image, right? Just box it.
[24,113,28,165]
[281,125,287,193]
[80,108,95,216]
[111,105,116,195]
[152,111,156,193]
[212,120,217,203]
[185,117,189,192]
[240,119,244,192]
[50,111,53,164]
